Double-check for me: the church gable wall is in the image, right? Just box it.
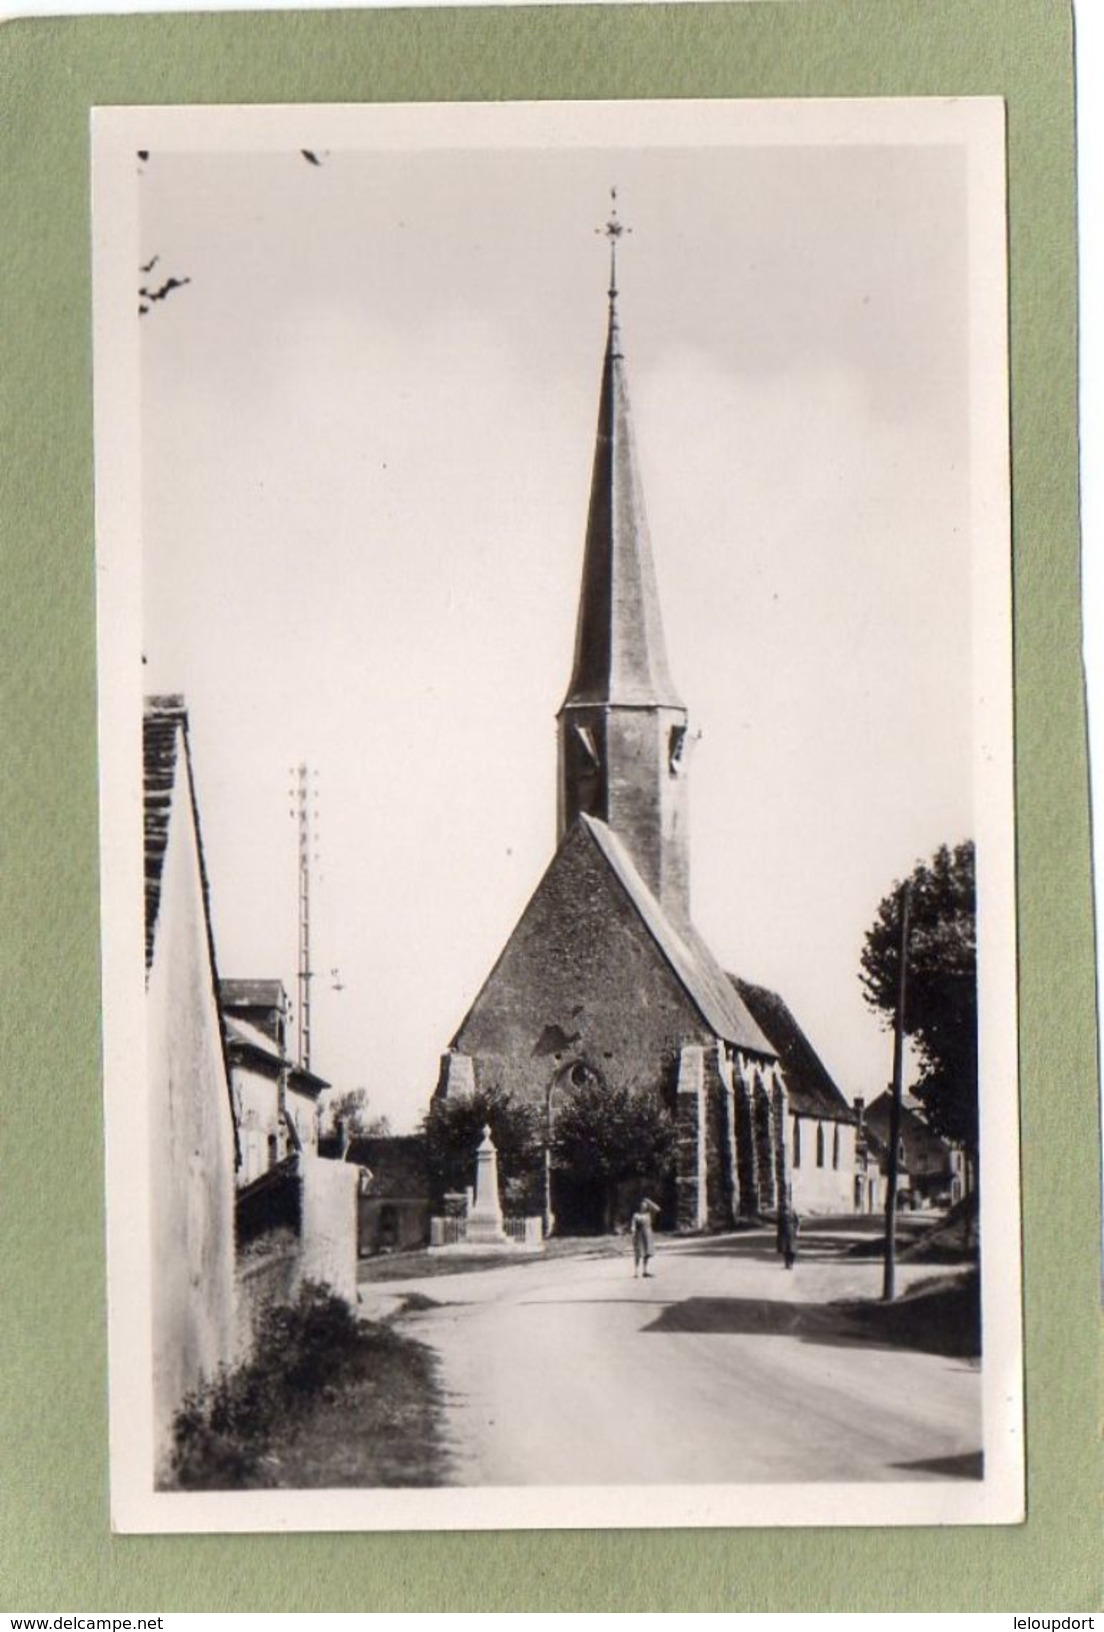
[453,825,713,1108]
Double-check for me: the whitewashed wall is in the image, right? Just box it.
[147,732,238,1482]
[790,1117,859,1216]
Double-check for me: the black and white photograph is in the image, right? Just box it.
[93,96,1021,1531]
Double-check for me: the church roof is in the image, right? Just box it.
[583,816,774,1055]
[729,978,855,1124]
[560,294,683,711]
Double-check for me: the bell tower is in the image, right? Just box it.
[558,195,691,928]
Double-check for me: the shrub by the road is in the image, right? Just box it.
[170,1281,445,1489]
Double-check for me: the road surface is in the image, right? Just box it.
[361,1230,982,1487]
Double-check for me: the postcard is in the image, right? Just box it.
[92,95,1021,1532]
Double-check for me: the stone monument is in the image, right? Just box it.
[466,1124,507,1244]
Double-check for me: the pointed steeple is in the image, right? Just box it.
[561,224,682,711]
[557,201,692,928]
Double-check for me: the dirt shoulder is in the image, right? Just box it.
[169,1287,449,1490]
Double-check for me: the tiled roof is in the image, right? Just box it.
[730,978,855,1123]
[221,978,285,1009]
[225,1013,277,1055]
[143,695,194,973]
[143,694,239,1164]
[224,1014,329,1095]
[224,1013,284,1073]
[583,816,776,1057]
[289,1063,329,1099]
[220,978,287,1050]
[864,1090,951,1156]
[345,1134,431,1199]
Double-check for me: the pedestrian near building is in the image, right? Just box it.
[631,1198,660,1277]
[777,1200,801,1270]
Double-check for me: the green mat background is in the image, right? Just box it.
[0,0,1098,1610]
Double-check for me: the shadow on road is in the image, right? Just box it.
[516,1297,675,1309]
[641,1279,981,1359]
[891,1451,984,1480]
[672,1231,909,1266]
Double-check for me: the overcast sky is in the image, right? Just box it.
[136,103,998,1132]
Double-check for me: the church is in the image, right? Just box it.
[434,218,818,1233]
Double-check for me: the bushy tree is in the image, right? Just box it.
[552,1081,676,1232]
[860,841,978,1161]
[320,1088,390,1144]
[422,1087,541,1205]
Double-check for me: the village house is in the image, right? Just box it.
[220,978,327,1185]
[145,698,359,1454]
[863,1089,968,1209]
[852,1098,888,1215]
[344,1134,433,1256]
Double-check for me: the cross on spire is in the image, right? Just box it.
[564,186,681,717]
[596,186,631,304]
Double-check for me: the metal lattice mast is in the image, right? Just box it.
[290,763,317,1071]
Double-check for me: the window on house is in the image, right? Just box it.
[832,1124,840,1169]
[816,1123,825,1167]
[792,1117,801,1168]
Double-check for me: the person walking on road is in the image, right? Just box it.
[777,1199,801,1270]
[631,1198,660,1277]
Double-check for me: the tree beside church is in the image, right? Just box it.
[860,841,978,1169]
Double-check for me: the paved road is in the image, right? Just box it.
[362,1231,981,1487]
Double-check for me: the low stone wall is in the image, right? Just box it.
[235,1237,299,1354]
[234,1156,359,1353]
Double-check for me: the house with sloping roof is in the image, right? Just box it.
[345,1134,432,1256]
[434,241,793,1233]
[864,1089,968,1209]
[852,1101,889,1216]
[220,978,328,1185]
[732,980,865,1216]
[144,694,238,1477]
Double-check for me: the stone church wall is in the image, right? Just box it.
[702,1045,736,1230]
[731,1060,760,1219]
[453,821,715,1110]
[754,1074,779,1213]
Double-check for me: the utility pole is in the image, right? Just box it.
[289,763,318,1072]
[882,879,912,1302]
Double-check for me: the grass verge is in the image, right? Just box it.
[835,1267,981,1358]
[358,1233,627,1283]
[168,1282,447,1489]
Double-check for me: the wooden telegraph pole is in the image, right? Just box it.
[882,879,912,1302]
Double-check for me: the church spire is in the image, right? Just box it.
[557,197,691,927]
[561,193,682,711]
